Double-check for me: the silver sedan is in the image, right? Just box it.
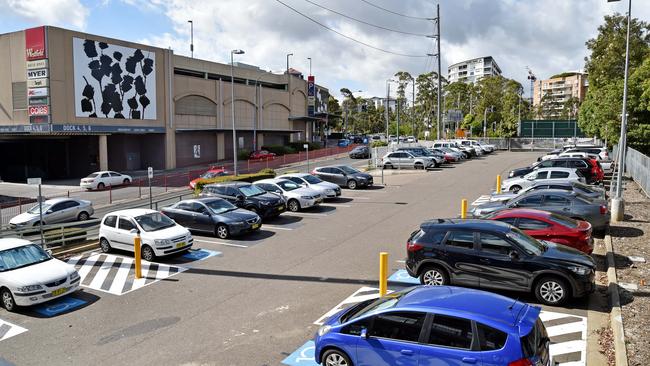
[9,198,94,228]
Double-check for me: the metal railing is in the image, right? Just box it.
[624,147,650,198]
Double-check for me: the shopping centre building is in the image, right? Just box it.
[0,26,331,181]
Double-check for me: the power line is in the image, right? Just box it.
[358,0,433,21]
[275,0,429,58]
[300,0,432,37]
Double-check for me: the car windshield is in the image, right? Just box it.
[344,290,409,322]
[86,173,99,178]
[573,182,597,194]
[277,180,300,191]
[239,184,267,197]
[27,203,52,214]
[303,175,322,184]
[134,212,176,232]
[507,228,544,256]
[0,244,51,272]
[201,171,222,179]
[548,214,579,229]
[339,166,360,174]
[204,199,237,214]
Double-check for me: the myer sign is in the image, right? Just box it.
[27,68,48,79]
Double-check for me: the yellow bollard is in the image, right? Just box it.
[379,252,388,297]
[134,234,142,279]
[496,175,502,194]
[461,199,468,219]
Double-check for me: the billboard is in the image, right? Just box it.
[307,76,315,117]
[25,27,47,61]
[73,37,156,119]
[315,85,329,114]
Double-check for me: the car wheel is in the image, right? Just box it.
[141,245,155,262]
[215,224,229,239]
[1,288,16,312]
[77,211,90,221]
[288,199,301,212]
[383,163,393,170]
[322,349,352,366]
[510,185,521,193]
[414,163,424,170]
[99,238,112,253]
[123,178,130,185]
[419,265,449,286]
[535,277,569,305]
[97,182,105,190]
[247,207,258,214]
[347,180,357,190]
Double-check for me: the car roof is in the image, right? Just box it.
[420,218,512,233]
[103,208,157,217]
[395,286,534,332]
[0,238,34,251]
[205,181,251,187]
[535,167,577,172]
[189,197,227,204]
[255,178,291,184]
[43,197,77,204]
[520,189,574,198]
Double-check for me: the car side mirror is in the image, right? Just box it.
[46,249,53,256]
[129,228,140,235]
[509,250,519,261]
[46,210,53,214]
[360,328,368,339]
[236,195,245,201]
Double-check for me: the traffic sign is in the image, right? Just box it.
[147,167,153,179]
[27,177,41,185]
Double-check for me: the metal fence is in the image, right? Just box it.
[625,147,650,197]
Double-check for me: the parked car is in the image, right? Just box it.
[430,148,458,163]
[277,173,341,199]
[200,181,286,219]
[348,146,369,159]
[161,198,261,239]
[254,178,322,212]
[314,286,549,366]
[80,171,132,190]
[397,147,445,165]
[490,180,607,203]
[0,238,81,312]
[249,150,276,161]
[405,218,595,305]
[535,157,602,184]
[433,141,472,158]
[188,167,230,190]
[337,139,351,147]
[312,165,373,190]
[9,198,94,228]
[472,189,610,232]
[564,146,610,161]
[381,151,437,170]
[99,209,193,261]
[486,209,594,254]
[501,167,584,192]
[405,135,417,143]
[438,146,465,160]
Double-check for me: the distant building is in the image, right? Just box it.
[368,96,397,112]
[447,56,502,84]
[533,72,588,118]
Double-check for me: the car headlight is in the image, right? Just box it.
[317,325,332,337]
[154,239,172,247]
[569,266,591,276]
[17,284,43,292]
[69,271,80,281]
[261,201,271,206]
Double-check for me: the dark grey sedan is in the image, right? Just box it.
[472,189,610,232]
[312,165,373,189]
[161,198,261,239]
[489,181,607,203]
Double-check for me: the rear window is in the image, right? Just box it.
[548,214,578,228]
[521,318,548,358]
[478,323,508,351]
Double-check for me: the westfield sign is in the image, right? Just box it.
[26,48,45,59]
[25,26,47,61]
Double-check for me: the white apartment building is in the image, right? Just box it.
[368,96,397,112]
[447,56,502,84]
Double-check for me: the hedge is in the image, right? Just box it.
[370,141,388,148]
[238,149,251,161]
[193,169,276,193]
[261,145,296,156]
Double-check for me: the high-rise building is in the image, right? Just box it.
[447,56,502,84]
[533,72,588,118]
[368,96,397,112]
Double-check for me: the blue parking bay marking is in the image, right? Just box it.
[176,249,221,264]
[388,269,420,285]
[0,319,27,342]
[281,340,318,366]
[31,295,87,317]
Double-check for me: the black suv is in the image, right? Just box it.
[405,219,595,305]
[200,181,286,219]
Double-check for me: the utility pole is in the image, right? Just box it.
[526,67,537,107]
[385,80,391,140]
[436,4,442,140]
[188,20,194,58]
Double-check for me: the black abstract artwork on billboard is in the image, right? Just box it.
[78,39,153,119]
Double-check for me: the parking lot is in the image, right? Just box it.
[0,151,606,365]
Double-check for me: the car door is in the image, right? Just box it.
[510,193,544,210]
[44,202,67,224]
[315,168,336,184]
[61,200,81,222]
[114,217,137,252]
[191,202,213,232]
[109,172,123,185]
[167,202,194,228]
[441,231,481,287]
[329,168,347,186]
[517,218,553,240]
[419,313,482,366]
[476,232,530,291]
[356,311,425,366]
[99,172,111,187]
[541,194,573,216]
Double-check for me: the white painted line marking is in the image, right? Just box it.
[285,212,330,217]
[395,260,406,263]
[262,225,294,231]
[320,203,351,208]
[194,239,248,248]
[350,197,370,200]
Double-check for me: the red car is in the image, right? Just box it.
[487,208,593,254]
[588,159,604,182]
[188,168,230,190]
[249,150,276,160]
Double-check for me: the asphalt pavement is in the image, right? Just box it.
[0,151,599,365]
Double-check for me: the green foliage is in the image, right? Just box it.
[193,169,276,193]
[237,149,251,161]
[262,145,296,156]
[550,72,578,79]
[369,140,388,148]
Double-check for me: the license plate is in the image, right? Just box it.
[316,199,323,203]
[277,206,284,211]
[252,223,260,229]
[51,287,68,297]
[176,242,186,248]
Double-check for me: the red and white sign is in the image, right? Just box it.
[25,27,47,61]
[28,87,49,97]
[28,105,49,116]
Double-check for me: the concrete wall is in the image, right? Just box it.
[0,31,28,124]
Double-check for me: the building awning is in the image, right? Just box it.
[314,112,342,120]
[288,115,325,122]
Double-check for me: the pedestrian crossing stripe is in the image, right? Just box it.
[471,194,491,206]
[66,253,186,296]
[313,287,587,366]
[0,319,27,342]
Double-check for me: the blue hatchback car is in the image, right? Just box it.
[314,286,550,366]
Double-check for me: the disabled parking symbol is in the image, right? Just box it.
[181,249,220,261]
[32,296,87,317]
[281,341,318,366]
[388,269,420,285]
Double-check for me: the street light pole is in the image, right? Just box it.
[436,3,442,140]
[483,106,493,139]
[188,20,194,58]
[231,49,245,175]
[611,0,632,222]
[307,57,312,76]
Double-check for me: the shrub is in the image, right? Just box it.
[238,149,251,161]
[262,145,296,156]
[370,141,388,148]
[193,169,276,193]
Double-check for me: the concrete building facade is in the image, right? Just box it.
[532,72,588,118]
[0,26,330,181]
[447,56,502,84]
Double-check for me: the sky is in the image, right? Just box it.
[1,0,648,100]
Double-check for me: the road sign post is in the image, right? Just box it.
[304,144,309,173]
[27,178,45,248]
[147,167,153,209]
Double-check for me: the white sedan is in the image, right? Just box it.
[501,167,584,192]
[277,173,341,199]
[80,171,133,190]
[0,239,80,312]
[254,179,323,212]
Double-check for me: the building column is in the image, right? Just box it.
[217,132,225,160]
[257,133,264,148]
[165,131,176,169]
[98,135,108,171]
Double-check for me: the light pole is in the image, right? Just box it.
[386,79,397,141]
[231,49,245,175]
[409,75,416,138]
[611,0,632,222]
[188,20,194,58]
[483,106,493,138]
[307,57,312,76]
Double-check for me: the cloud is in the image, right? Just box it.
[1,0,89,29]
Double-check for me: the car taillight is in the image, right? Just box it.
[407,241,423,252]
[508,359,533,366]
[600,205,607,215]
